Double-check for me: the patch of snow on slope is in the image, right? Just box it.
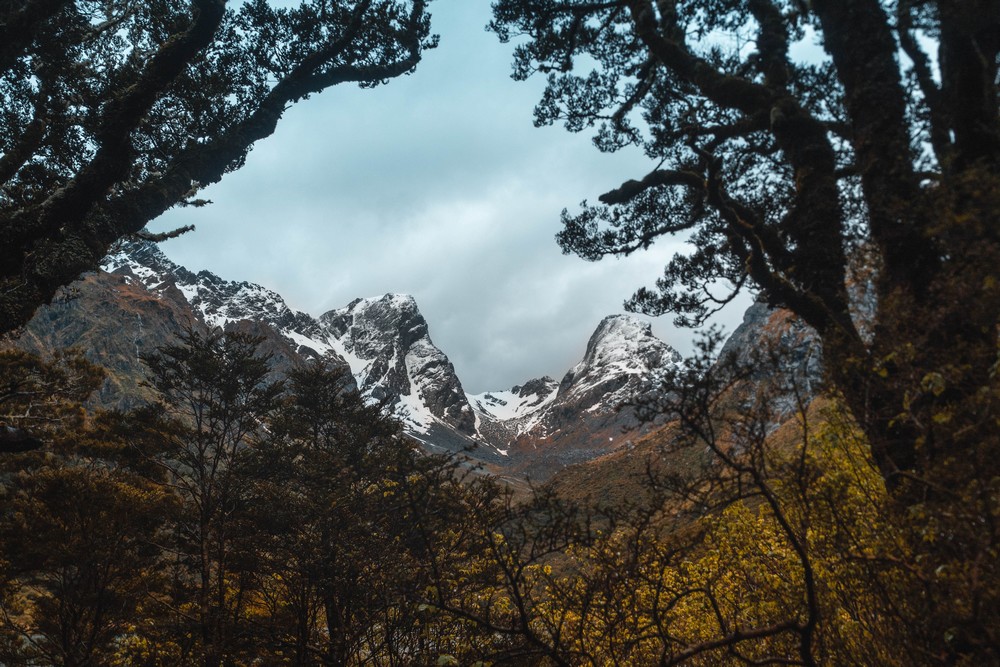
[176,282,200,307]
[399,344,439,435]
[324,334,369,384]
[395,391,435,433]
[467,386,558,421]
[284,330,333,356]
[103,250,164,288]
[466,378,560,441]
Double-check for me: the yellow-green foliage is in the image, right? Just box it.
[526,403,917,666]
[0,346,974,666]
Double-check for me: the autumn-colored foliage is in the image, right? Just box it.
[1,329,997,665]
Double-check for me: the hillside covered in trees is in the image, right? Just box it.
[0,325,973,666]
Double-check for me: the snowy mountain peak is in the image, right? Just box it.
[100,243,485,453]
[342,293,419,314]
[90,241,684,475]
[563,314,679,393]
[583,314,655,363]
[318,293,477,440]
[461,315,683,475]
[321,293,428,355]
[103,239,187,283]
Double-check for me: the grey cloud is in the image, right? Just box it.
[148,0,750,393]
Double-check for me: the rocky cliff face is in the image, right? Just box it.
[319,294,478,440]
[717,301,823,418]
[12,241,689,478]
[15,270,194,409]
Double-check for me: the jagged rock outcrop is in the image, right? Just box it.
[716,301,823,416]
[11,241,691,478]
[319,295,476,436]
[104,241,325,357]
[469,315,683,478]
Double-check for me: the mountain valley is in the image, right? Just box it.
[13,240,704,480]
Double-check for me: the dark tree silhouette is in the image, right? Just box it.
[125,328,283,666]
[491,2,1000,660]
[0,0,436,333]
[490,0,1000,492]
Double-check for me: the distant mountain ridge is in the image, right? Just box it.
[16,240,686,478]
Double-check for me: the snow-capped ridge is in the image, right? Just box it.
[97,241,684,474]
[103,240,313,335]
[465,315,683,474]
[467,376,559,422]
[101,242,483,452]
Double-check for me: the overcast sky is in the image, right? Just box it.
[148,0,750,393]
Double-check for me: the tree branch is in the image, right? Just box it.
[626,0,854,340]
[896,0,951,167]
[0,0,70,70]
[811,0,933,286]
[598,168,704,205]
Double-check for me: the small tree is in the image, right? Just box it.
[0,464,172,667]
[0,349,168,667]
[124,327,282,667]
[245,360,467,665]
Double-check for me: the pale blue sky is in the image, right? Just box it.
[149,0,749,393]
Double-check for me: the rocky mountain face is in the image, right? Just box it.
[320,295,476,436]
[719,302,820,379]
[98,242,489,459]
[103,242,327,357]
[469,315,683,477]
[543,302,833,506]
[15,269,193,410]
[11,241,687,478]
[716,300,823,420]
